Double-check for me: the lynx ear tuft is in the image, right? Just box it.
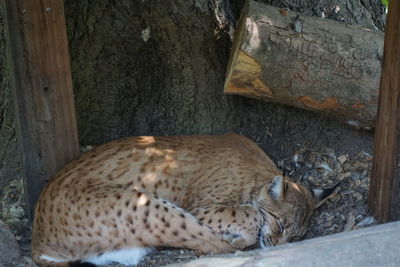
[312,182,341,209]
[268,175,285,201]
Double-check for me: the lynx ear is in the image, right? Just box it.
[312,182,341,209]
[268,175,285,201]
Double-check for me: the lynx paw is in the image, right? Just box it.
[221,231,247,250]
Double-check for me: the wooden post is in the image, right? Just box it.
[369,0,400,222]
[3,0,79,218]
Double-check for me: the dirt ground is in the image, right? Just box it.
[1,140,374,267]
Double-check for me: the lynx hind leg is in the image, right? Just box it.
[190,204,263,250]
[118,190,234,254]
[33,190,233,267]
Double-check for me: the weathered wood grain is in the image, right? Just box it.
[369,0,400,222]
[4,0,79,217]
[224,0,384,129]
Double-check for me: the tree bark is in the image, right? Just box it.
[62,0,383,156]
[225,1,384,129]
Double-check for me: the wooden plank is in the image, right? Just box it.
[3,0,79,217]
[369,0,400,222]
[224,0,384,130]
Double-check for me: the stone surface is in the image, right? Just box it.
[174,221,400,267]
[0,220,21,265]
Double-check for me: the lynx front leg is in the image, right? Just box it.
[189,204,263,250]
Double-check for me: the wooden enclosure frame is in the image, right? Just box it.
[3,0,79,218]
[2,0,399,223]
[368,0,400,222]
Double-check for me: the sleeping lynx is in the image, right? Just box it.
[32,133,335,266]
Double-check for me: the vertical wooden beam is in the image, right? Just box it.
[369,0,400,222]
[3,0,79,218]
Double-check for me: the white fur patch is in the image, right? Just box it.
[39,254,68,263]
[85,247,152,266]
